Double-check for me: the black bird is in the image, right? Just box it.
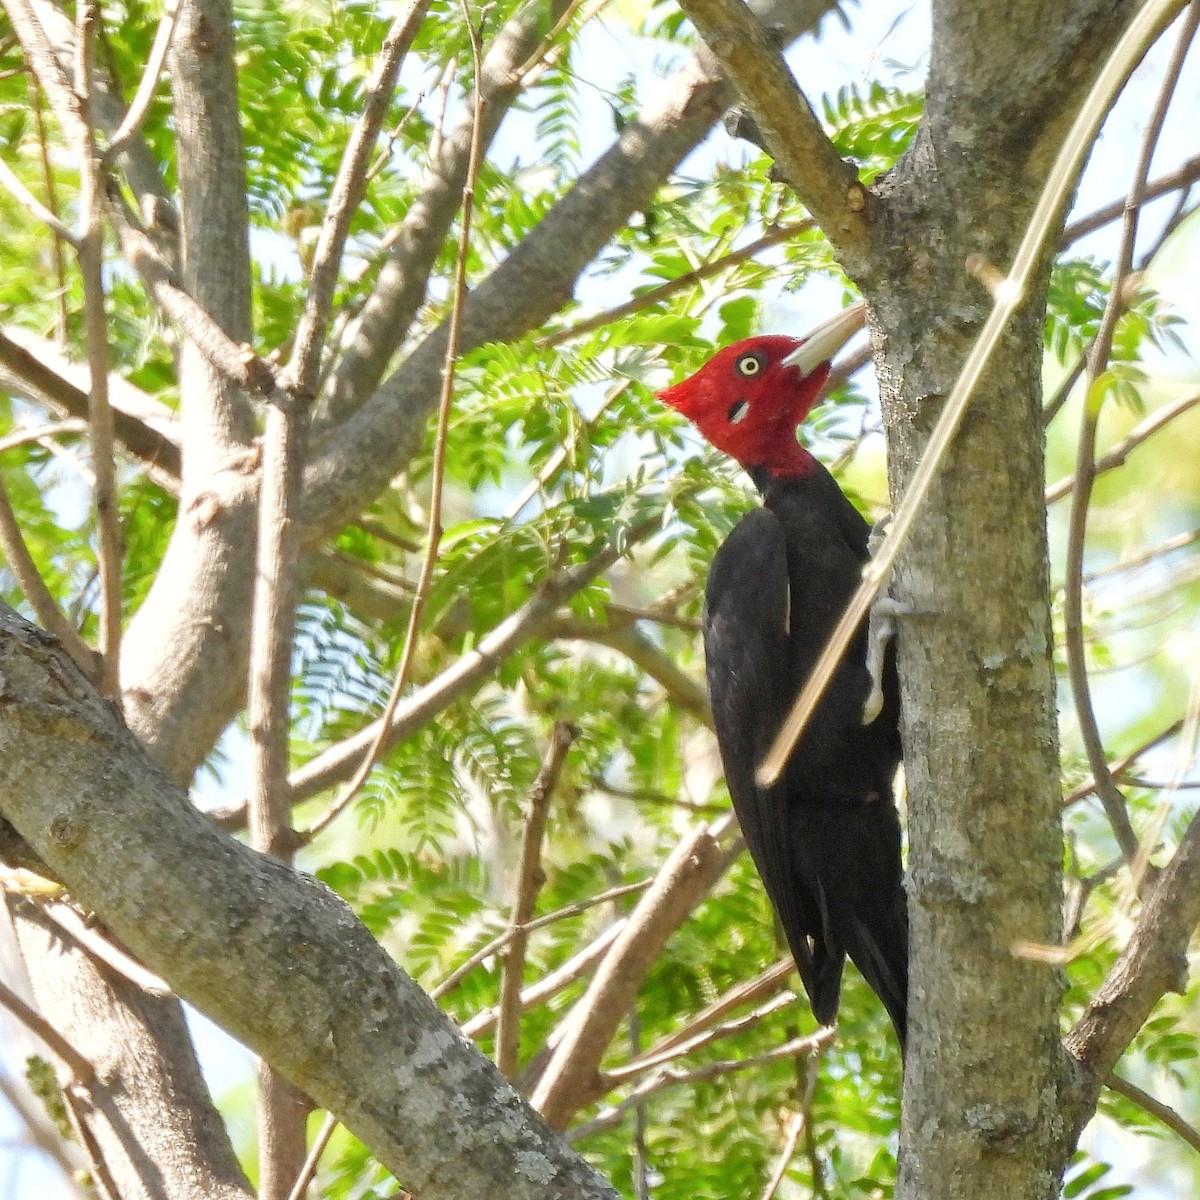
[658,308,907,1048]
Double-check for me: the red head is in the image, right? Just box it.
[657,335,828,478]
[657,305,866,479]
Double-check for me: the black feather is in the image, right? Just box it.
[703,461,908,1048]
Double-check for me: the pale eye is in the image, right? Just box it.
[735,353,764,378]
[727,400,750,424]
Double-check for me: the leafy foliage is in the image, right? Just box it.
[0,0,1198,1197]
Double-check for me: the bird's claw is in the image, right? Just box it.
[862,596,907,725]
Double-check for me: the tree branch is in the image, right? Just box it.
[497,720,577,1078]
[1045,391,1200,503]
[74,0,123,703]
[0,474,98,679]
[1104,1072,1200,1156]
[1061,1,1199,868]
[1062,807,1200,1137]
[281,0,432,401]
[302,0,836,538]
[529,818,729,1129]
[674,0,869,264]
[0,603,619,1200]
[548,614,712,726]
[0,328,181,481]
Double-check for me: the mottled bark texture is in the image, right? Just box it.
[680,0,1192,1196]
[0,606,619,1200]
[856,4,1180,1198]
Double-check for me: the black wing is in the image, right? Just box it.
[704,489,908,1046]
[704,507,845,1022]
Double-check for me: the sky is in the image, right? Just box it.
[2,0,1199,1195]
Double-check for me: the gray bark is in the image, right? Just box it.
[858,3,1182,1197]
[121,0,258,782]
[8,903,253,1200]
[0,605,618,1200]
[678,0,1195,1196]
[9,2,261,1197]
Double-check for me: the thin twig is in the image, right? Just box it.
[1061,152,1200,246]
[0,976,94,1084]
[761,1110,807,1200]
[1062,719,1184,808]
[504,380,631,520]
[0,419,89,453]
[1106,1073,1200,1156]
[634,958,794,1060]
[602,992,795,1084]
[43,901,172,996]
[0,455,98,678]
[299,1,489,838]
[282,0,432,399]
[0,1073,87,1196]
[1062,2,1199,866]
[430,880,649,1003]
[103,0,183,160]
[0,156,79,246]
[757,0,1185,786]
[539,221,813,349]
[285,1111,339,1200]
[460,920,625,1039]
[74,0,122,704]
[1046,391,1200,503]
[566,1028,835,1144]
[1081,529,1200,588]
[28,72,71,337]
[497,720,578,1077]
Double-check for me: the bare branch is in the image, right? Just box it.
[539,220,814,349]
[497,720,577,1078]
[566,1029,834,1144]
[1061,2,1199,866]
[0,328,181,480]
[1062,808,1200,1124]
[1046,391,1200,503]
[282,0,433,400]
[530,819,729,1129]
[102,0,183,160]
[1062,719,1184,808]
[247,403,310,1194]
[0,972,94,1084]
[616,958,793,1063]
[1062,152,1200,245]
[461,921,626,1040]
[1105,1072,1200,1156]
[3,0,91,147]
[265,530,650,830]
[603,992,795,1085]
[675,0,869,262]
[0,154,78,245]
[761,1110,807,1200]
[0,473,98,678]
[548,614,712,726]
[74,0,122,703]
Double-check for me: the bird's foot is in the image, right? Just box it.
[862,596,907,725]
